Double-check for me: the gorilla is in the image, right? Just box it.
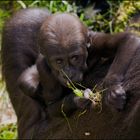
[1,8,140,139]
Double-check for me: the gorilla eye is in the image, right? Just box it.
[56,59,63,65]
[71,55,79,62]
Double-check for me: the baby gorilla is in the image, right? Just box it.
[18,13,90,117]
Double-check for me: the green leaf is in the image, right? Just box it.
[73,89,83,97]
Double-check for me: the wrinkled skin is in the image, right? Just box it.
[1,8,140,139]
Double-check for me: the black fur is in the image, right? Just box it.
[1,8,140,139]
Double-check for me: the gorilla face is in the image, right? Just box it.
[39,13,88,86]
[46,44,88,86]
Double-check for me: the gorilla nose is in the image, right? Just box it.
[70,74,83,83]
[61,70,83,82]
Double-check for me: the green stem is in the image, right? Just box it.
[75,83,86,89]
[61,70,76,89]
[61,103,72,133]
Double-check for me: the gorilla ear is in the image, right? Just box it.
[87,30,97,48]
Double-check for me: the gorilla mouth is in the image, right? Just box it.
[60,70,72,86]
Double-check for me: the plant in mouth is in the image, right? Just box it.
[61,70,106,109]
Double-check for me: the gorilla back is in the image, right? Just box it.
[1,8,50,138]
[2,8,50,105]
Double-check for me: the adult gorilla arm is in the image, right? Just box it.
[88,31,140,82]
[88,31,140,110]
